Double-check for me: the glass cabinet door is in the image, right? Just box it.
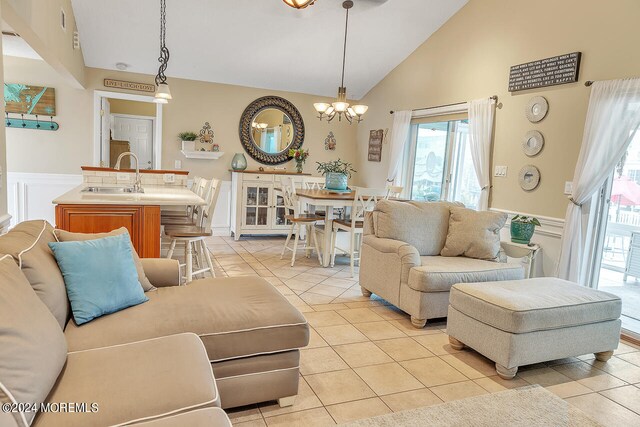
[242,184,271,228]
[273,192,290,229]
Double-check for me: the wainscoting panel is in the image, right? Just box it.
[7,173,233,236]
[8,173,83,227]
[491,208,565,277]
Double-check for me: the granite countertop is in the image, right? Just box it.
[53,184,206,206]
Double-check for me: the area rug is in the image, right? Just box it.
[342,385,602,427]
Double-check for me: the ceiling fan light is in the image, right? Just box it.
[283,0,315,9]
[352,104,369,115]
[154,82,172,100]
[332,101,349,113]
[314,103,330,113]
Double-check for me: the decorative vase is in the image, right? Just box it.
[295,161,304,173]
[325,172,348,191]
[510,221,535,244]
[231,153,247,171]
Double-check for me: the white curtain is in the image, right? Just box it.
[557,78,640,283]
[386,110,412,185]
[468,98,495,210]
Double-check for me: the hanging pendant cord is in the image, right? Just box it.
[155,0,170,86]
[340,6,349,87]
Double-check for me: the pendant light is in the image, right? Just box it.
[154,0,171,103]
[314,1,368,124]
[283,0,316,9]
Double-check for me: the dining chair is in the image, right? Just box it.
[161,177,208,226]
[330,186,389,277]
[160,176,202,219]
[386,185,404,199]
[280,176,324,267]
[164,178,221,283]
[302,176,328,217]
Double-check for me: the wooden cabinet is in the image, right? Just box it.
[230,171,307,241]
[55,204,161,258]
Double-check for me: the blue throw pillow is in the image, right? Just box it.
[48,233,148,325]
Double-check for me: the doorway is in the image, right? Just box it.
[93,91,162,169]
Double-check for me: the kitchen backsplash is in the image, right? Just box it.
[82,170,188,186]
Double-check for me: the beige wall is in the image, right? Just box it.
[3,57,358,179]
[355,0,640,219]
[2,0,85,88]
[108,98,155,117]
[3,56,92,174]
[0,1,7,215]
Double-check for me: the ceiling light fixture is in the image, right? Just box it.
[283,0,316,9]
[314,1,367,124]
[154,0,171,103]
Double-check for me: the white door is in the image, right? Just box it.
[112,116,154,169]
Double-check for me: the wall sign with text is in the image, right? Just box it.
[104,79,156,93]
[508,52,582,92]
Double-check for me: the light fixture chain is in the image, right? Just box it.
[156,0,170,86]
[340,5,349,88]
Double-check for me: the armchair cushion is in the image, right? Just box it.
[372,200,457,256]
[408,256,524,293]
[441,207,507,260]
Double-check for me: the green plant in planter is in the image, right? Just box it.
[178,131,198,141]
[316,159,357,191]
[510,215,541,244]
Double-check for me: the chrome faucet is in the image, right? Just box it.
[114,152,143,193]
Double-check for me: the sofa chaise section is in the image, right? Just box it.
[64,276,310,409]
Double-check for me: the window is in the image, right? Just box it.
[402,117,481,209]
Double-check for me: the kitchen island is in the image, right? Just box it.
[53,184,205,258]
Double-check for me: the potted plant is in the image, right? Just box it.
[178,131,198,152]
[510,215,541,244]
[316,159,357,191]
[288,148,309,173]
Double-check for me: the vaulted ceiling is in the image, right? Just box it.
[71,0,467,99]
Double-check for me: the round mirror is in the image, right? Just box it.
[250,109,294,154]
[239,96,305,165]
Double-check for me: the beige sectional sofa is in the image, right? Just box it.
[360,200,525,327]
[0,220,309,426]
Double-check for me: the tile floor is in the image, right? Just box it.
[188,235,640,426]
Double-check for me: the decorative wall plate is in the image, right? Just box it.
[525,96,548,123]
[519,165,541,191]
[522,130,544,156]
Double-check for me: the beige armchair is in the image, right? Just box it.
[360,200,524,328]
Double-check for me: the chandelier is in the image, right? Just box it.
[283,0,316,9]
[154,0,171,103]
[313,1,368,124]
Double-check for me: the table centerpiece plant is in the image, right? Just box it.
[289,148,309,173]
[316,158,357,191]
[510,215,541,244]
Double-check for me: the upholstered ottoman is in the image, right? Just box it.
[447,278,621,379]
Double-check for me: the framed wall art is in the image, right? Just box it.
[368,129,384,162]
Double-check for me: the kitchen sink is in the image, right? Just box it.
[81,186,144,194]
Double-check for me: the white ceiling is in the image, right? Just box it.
[72,0,467,99]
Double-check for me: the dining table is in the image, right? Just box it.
[293,188,359,267]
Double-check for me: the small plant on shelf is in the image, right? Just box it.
[316,159,357,191]
[510,215,541,245]
[289,148,309,173]
[178,131,198,141]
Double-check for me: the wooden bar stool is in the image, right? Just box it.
[165,178,221,283]
[161,177,208,226]
[280,176,324,267]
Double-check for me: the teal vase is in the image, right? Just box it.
[510,222,535,244]
[231,153,247,171]
[325,173,348,190]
